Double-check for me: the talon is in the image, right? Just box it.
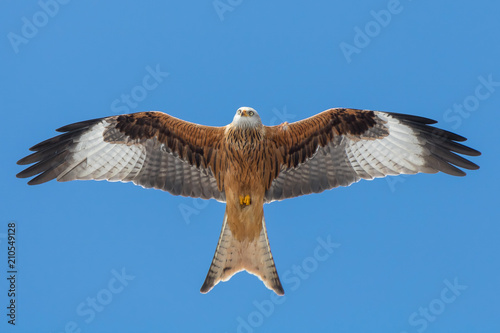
[239,195,251,206]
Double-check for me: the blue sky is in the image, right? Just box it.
[1,1,498,332]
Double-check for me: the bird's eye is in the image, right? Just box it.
[249,111,254,116]
[237,110,241,115]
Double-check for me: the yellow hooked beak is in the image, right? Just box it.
[240,110,249,117]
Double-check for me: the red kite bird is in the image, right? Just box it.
[17,107,480,295]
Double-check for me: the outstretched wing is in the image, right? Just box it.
[17,112,227,201]
[265,108,480,202]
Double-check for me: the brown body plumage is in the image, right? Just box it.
[224,125,267,242]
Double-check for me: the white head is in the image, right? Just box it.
[231,107,262,128]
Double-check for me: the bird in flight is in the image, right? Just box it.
[17,107,480,295]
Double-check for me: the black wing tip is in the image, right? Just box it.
[16,171,52,185]
[17,156,31,165]
[16,168,34,179]
[387,112,438,125]
[468,148,482,157]
[447,132,467,142]
[29,145,42,152]
[468,162,481,170]
[56,117,105,133]
[27,176,52,186]
[18,167,61,185]
[15,171,27,179]
[447,163,481,176]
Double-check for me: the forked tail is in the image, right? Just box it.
[200,212,284,295]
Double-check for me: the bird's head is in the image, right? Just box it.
[231,107,262,128]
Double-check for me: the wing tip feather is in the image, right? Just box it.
[55,117,104,132]
[386,112,438,125]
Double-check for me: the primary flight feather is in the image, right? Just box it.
[17,107,480,295]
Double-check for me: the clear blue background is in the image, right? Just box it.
[1,1,498,332]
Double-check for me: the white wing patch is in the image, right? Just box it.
[57,121,146,182]
[344,112,426,179]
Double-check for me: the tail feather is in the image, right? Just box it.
[200,213,236,292]
[200,212,284,295]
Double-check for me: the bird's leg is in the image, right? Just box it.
[239,195,251,206]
